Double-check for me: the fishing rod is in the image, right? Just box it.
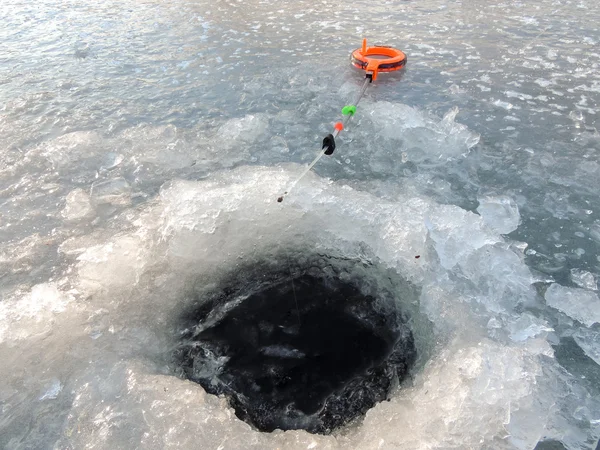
[277,39,407,203]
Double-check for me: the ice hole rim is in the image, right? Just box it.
[171,249,432,434]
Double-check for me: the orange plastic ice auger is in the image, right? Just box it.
[277,39,407,203]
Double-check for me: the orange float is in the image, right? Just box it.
[350,39,407,81]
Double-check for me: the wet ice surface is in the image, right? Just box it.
[1,0,600,448]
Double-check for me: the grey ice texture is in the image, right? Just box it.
[1,0,600,449]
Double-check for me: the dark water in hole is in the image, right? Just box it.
[175,273,416,434]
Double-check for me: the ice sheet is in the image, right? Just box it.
[3,166,597,449]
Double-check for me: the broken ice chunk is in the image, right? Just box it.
[508,314,553,342]
[545,284,600,327]
[39,379,63,401]
[90,178,132,206]
[76,236,149,291]
[570,268,598,291]
[573,328,600,366]
[426,205,498,269]
[218,114,268,143]
[476,195,520,235]
[61,188,94,220]
[100,152,124,171]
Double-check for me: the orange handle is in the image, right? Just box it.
[366,60,379,80]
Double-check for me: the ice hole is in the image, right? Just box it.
[174,257,417,434]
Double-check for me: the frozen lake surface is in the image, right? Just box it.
[1,0,600,448]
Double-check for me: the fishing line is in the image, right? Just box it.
[277,39,407,203]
